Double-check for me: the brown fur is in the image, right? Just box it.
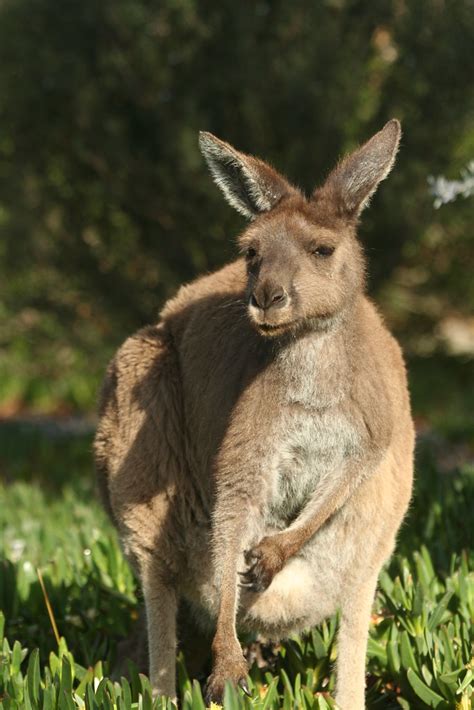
[94,120,414,708]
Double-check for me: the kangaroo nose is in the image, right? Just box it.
[251,284,288,311]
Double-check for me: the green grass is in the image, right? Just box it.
[0,423,473,709]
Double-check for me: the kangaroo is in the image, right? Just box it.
[94,119,414,709]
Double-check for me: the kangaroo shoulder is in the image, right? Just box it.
[350,298,408,448]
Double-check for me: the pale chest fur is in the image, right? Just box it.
[262,330,361,527]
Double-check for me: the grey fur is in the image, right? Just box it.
[95,120,413,709]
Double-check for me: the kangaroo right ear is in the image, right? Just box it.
[199,132,296,220]
[314,120,401,220]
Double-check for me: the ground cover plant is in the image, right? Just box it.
[0,415,473,709]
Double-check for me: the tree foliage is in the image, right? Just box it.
[0,0,473,409]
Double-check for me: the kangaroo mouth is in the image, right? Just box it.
[247,304,301,337]
[256,320,298,337]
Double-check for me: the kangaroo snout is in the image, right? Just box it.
[248,279,293,335]
[250,282,289,312]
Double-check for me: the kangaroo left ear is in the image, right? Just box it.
[315,119,401,220]
[199,132,297,220]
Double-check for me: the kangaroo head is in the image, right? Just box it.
[199,120,401,338]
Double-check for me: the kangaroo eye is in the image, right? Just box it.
[312,245,335,257]
[246,247,257,259]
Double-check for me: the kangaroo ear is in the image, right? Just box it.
[315,119,401,220]
[199,131,296,220]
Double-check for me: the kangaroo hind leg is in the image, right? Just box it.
[141,556,178,701]
[335,574,379,710]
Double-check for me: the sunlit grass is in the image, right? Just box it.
[0,424,472,708]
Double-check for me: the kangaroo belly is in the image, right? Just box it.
[240,490,388,636]
[240,512,354,635]
[180,408,366,631]
[265,407,361,527]
[240,448,409,637]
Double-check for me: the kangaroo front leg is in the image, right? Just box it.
[205,508,255,704]
[205,401,270,702]
[141,559,178,702]
[336,574,379,710]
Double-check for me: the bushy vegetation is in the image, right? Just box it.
[0,0,473,412]
[0,424,472,708]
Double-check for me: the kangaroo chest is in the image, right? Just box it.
[261,332,359,527]
[265,406,359,526]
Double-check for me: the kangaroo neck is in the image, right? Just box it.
[265,302,358,409]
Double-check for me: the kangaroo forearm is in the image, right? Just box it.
[276,488,347,560]
[211,502,255,657]
[276,459,377,562]
[210,540,250,689]
[214,551,240,635]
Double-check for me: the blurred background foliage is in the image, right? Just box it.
[0,0,473,417]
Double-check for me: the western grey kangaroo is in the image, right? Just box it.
[94,119,414,709]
